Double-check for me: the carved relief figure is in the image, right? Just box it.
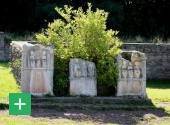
[128,62,134,78]
[73,59,81,77]
[35,51,41,68]
[42,51,47,68]
[134,62,141,78]
[30,50,35,68]
[87,63,95,77]
[121,60,128,78]
[82,62,87,77]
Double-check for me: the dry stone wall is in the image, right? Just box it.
[121,43,170,79]
[0,32,5,61]
[0,32,11,61]
[4,39,170,80]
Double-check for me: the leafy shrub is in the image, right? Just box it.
[36,3,122,96]
[9,58,21,85]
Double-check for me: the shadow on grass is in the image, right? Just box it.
[0,61,10,68]
[30,98,170,125]
[147,79,170,89]
[0,97,169,125]
[0,103,9,110]
[31,107,169,124]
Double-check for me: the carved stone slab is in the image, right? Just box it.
[12,41,54,96]
[69,58,97,96]
[116,51,147,98]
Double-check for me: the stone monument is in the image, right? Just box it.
[116,51,147,98]
[11,41,54,96]
[69,58,97,96]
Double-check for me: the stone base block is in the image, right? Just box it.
[70,78,97,96]
[117,80,147,98]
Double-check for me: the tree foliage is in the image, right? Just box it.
[36,3,122,96]
[0,0,170,40]
[121,0,170,39]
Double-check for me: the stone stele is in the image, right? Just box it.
[14,41,54,96]
[116,51,147,98]
[69,58,97,96]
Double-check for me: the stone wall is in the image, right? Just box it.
[0,32,10,61]
[121,43,170,79]
[0,32,5,61]
[6,40,170,80]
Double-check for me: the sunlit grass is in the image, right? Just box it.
[0,112,98,125]
[146,80,170,114]
[147,80,170,102]
[0,62,20,101]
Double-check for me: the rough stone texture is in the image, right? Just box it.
[69,58,97,96]
[121,43,170,79]
[0,32,11,61]
[116,51,147,98]
[0,32,6,61]
[11,41,54,96]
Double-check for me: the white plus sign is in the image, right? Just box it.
[14,98,26,110]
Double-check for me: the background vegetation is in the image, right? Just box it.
[0,0,170,41]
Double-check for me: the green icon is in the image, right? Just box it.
[9,93,31,115]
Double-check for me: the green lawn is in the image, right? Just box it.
[147,80,170,102]
[0,62,20,102]
[147,79,170,114]
[0,114,98,125]
[0,62,170,125]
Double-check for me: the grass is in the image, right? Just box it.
[147,79,170,114]
[0,62,170,125]
[0,62,20,102]
[0,113,98,125]
[147,80,170,102]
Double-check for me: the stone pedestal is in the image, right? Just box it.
[69,58,97,96]
[116,51,147,98]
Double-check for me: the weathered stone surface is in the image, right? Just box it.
[121,43,170,79]
[69,58,97,96]
[0,32,6,61]
[0,32,11,61]
[11,41,54,96]
[117,51,147,98]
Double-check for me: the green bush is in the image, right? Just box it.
[36,3,122,96]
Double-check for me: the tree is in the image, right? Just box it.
[120,0,170,39]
